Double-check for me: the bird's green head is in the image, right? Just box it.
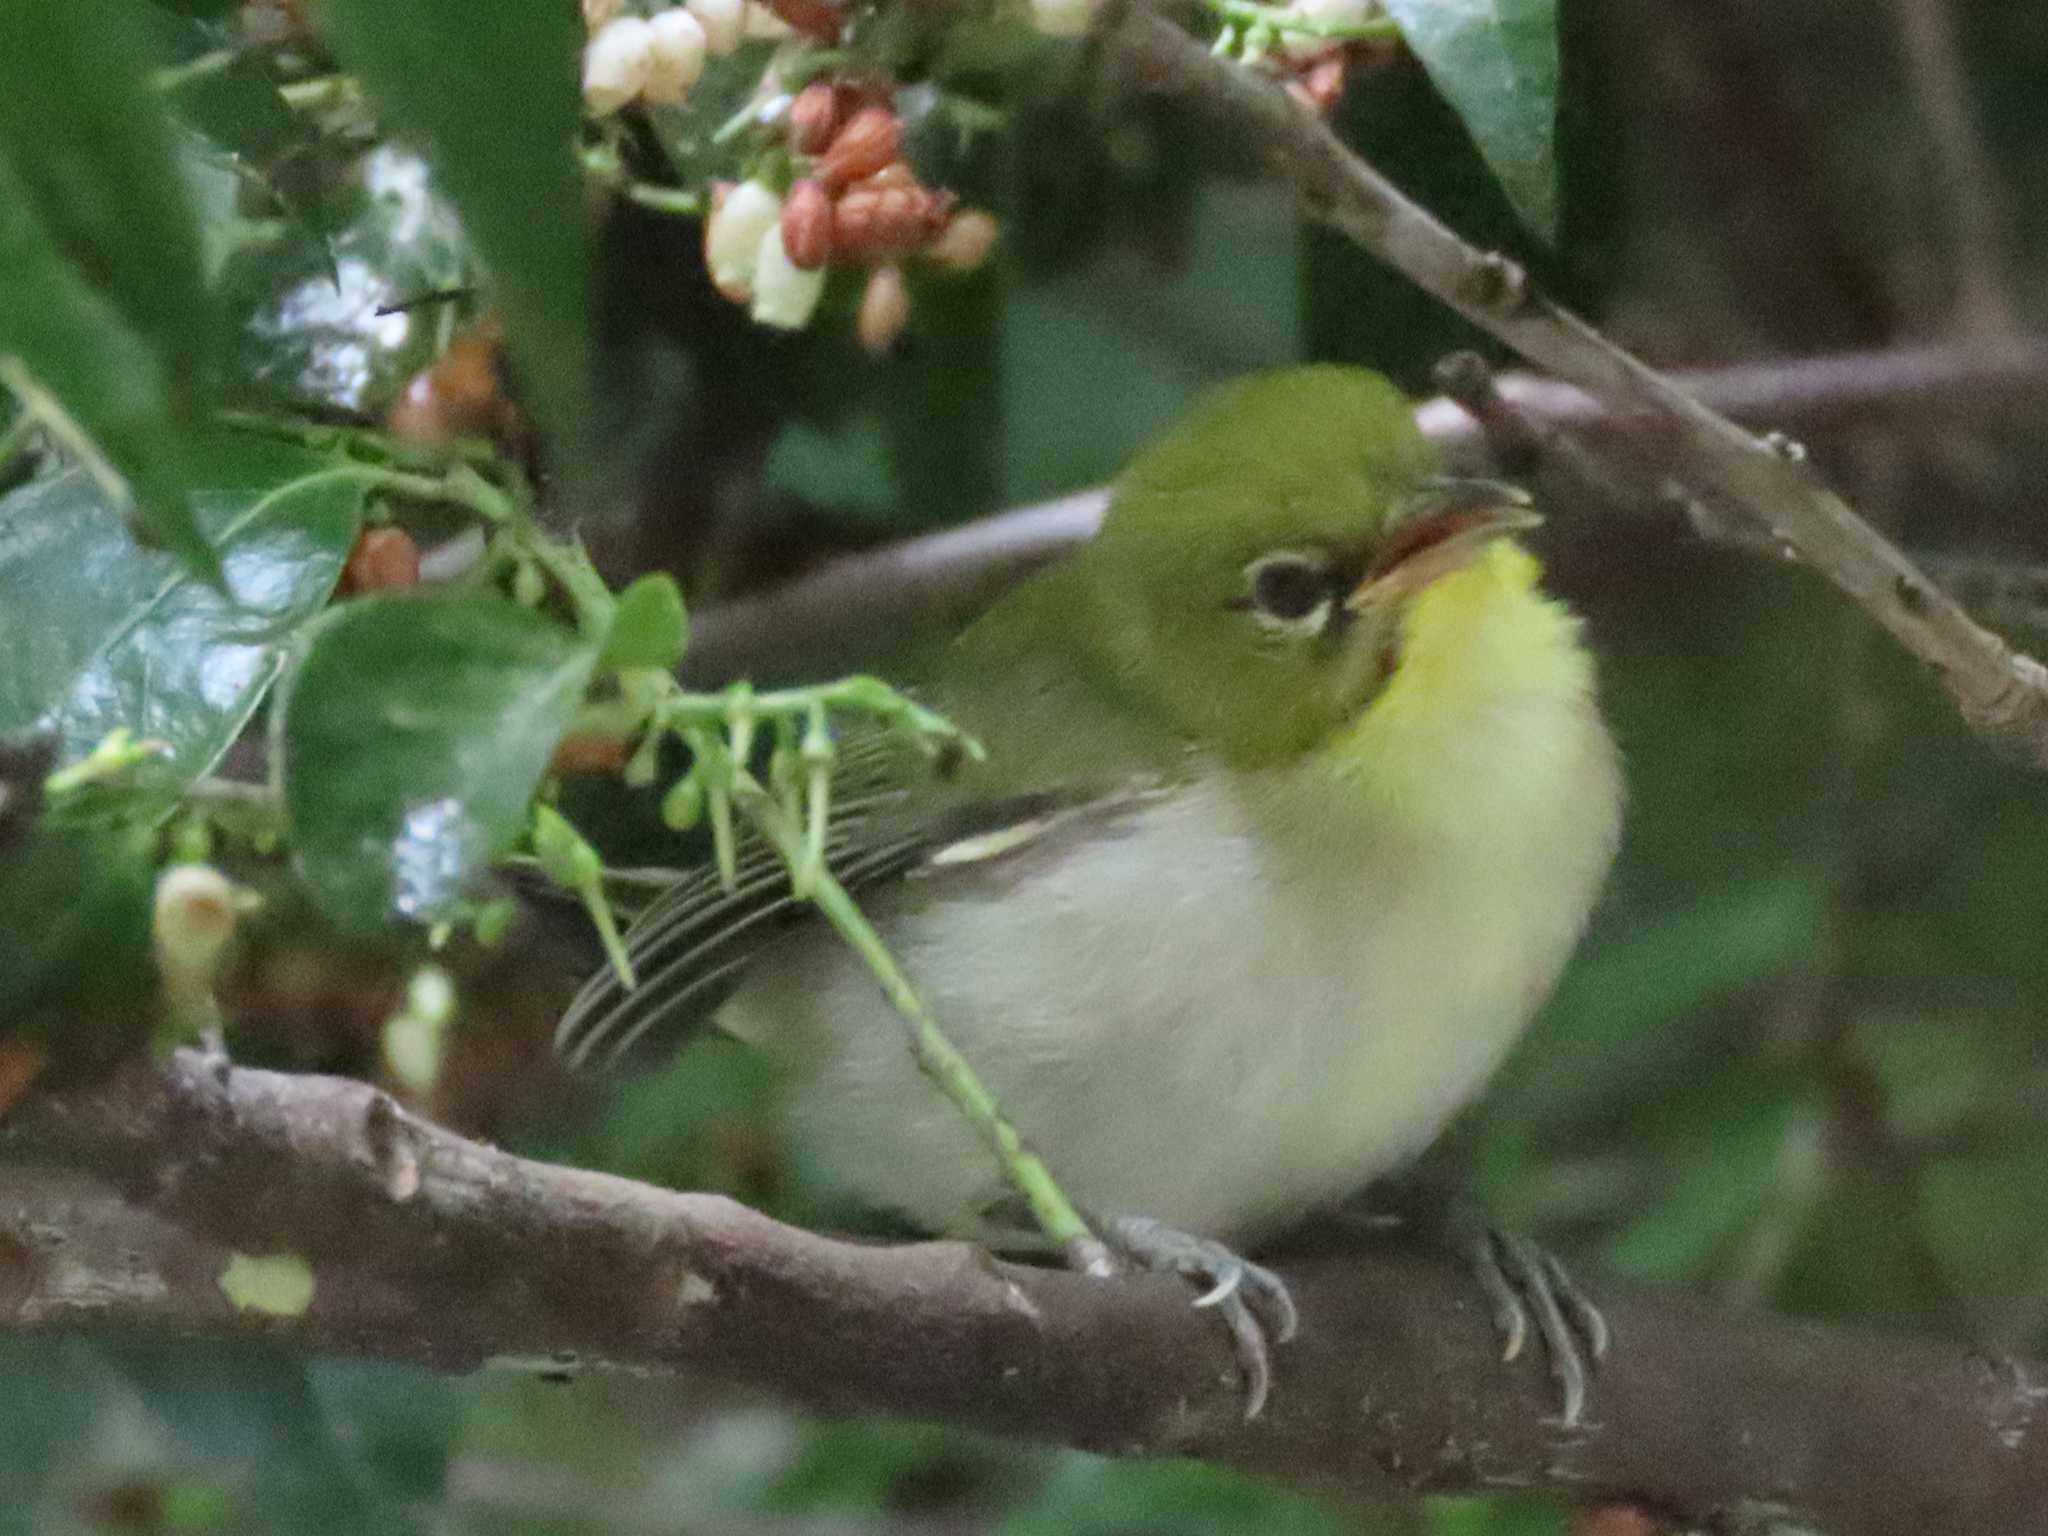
[1074,366,1543,767]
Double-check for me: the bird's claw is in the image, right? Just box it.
[1455,1218,1608,1427]
[1103,1215,1297,1420]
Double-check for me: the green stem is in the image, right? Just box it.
[621,182,703,216]
[0,360,129,510]
[212,409,503,470]
[1204,0,1402,42]
[666,678,984,762]
[579,879,638,988]
[278,74,363,113]
[581,144,703,217]
[696,734,1108,1274]
[151,49,238,94]
[340,462,521,526]
[807,855,1108,1271]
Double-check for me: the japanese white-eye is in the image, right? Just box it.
[560,366,1623,1418]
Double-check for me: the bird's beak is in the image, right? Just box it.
[1345,478,1542,612]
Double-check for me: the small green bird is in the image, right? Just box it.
[559,367,1623,1420]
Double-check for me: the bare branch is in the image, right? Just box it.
[4,1053,2048,1535]
[1107,10,2048,767]
[680,339,2048,686]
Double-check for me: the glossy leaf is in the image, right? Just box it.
[1384,0,1560,242]
[0,434,363,786]
[228,146,472,418]
[316,0,592,464]
[276,590,597,931]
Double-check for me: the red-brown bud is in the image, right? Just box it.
[342,527,422,594]
[763,0,845,41]
[788,81,843,154]
[818,105,900,190]
[830,173,954,260]
[780,178,834,270]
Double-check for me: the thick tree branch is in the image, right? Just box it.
[678,339,2048,685]
[1107,10,2048,767]
[4,1052,2048,1535]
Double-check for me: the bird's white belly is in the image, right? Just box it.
[721,757,1614,1243]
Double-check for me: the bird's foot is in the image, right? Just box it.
[1442,1207,1608,1427]
[1100,1214,1298,1420]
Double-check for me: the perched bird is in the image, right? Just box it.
[558,367,1623,1420]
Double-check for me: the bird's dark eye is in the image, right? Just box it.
[1242,553,1335,632]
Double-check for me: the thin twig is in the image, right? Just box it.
[676,339,2048,686]
[1105,9,2048,767]
[692,728,1114,1276]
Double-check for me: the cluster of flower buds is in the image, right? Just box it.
[703,86,999,348]
[581,0,748,115]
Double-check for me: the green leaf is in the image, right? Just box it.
[144,7,310,169]
[601,573,689,670]
[105,1342,425,1535]
[0,1341,108,1527]
[316,0,592,466]
[1486,870,1827,1133]
[1000,1455,1347,1536]
[227,146,472,418]
[1604,1076,1826,1285]
[276,590,597,931]
[1383,0,1560,242]
[0,825,157,1039]
[0,0,215,365]
[141,3,336,264]
[0,161,218,582]
[0,434,364,787]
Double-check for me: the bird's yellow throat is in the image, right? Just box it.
[1320,540,1606,833]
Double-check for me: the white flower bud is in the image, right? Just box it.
[687,0,745,54]
[705,179,783,301]
[1029,0,1099,38]
[154,864,241,983]
[743,0,797,39]
[856,264,910,354]
[749,220,827,329]
[643,8,708,105]
[583,15,654,116]
[581,0,626,29]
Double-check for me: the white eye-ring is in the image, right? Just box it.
[1240,552,1337,638]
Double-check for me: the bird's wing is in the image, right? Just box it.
[552,722,1158,1072]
